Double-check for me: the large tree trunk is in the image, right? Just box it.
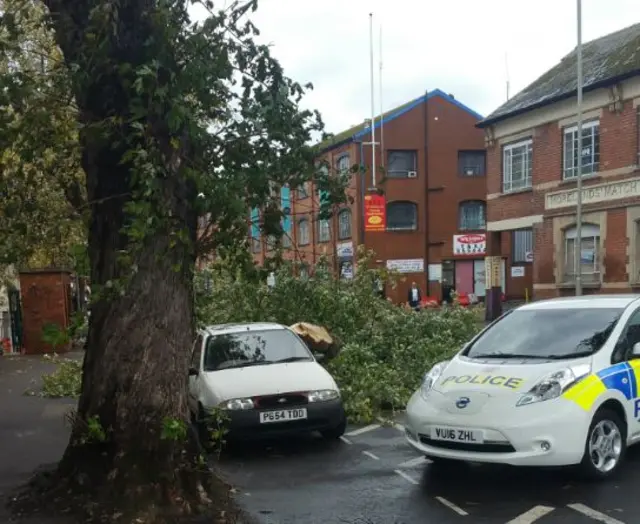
[33,0,215,520]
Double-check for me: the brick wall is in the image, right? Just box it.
[19,270,72,355]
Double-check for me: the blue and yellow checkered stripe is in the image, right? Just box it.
[562,361,640,411]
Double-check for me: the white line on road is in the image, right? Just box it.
[567,503,625,524]
[362,451,380,460]
[435,496,469,516]
[339,436,352,445]
[397,456,432,468]
[505,505,555,524]
[345,424,381,437]
[393,469,419,485]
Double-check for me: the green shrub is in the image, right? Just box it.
[40,354,82,398]
[196,249,483,422]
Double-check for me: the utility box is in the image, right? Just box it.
[19,269,73,355]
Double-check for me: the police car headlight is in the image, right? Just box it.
[516,364,591,407]
[421,360,450,399]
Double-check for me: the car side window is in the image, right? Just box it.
[612,309,640,363]
[191,335,204,370]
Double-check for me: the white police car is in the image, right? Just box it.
[405,295,640,479]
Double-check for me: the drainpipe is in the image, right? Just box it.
[357,139,366,248]
[422,90,430,296]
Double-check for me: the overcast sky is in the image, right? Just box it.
[201,1,640,135]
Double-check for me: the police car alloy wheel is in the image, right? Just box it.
[579,409,626,480]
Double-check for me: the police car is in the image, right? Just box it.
[405,295,640,479]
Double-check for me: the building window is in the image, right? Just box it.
[512,228,533,263]
[337,155,350,174]
[636,107,640,165]
[564,223,600,282]
[317,218,331,243]
[386,201,418,231]
[503,139,533,193]
[387,150,417,178]
[282,231,291,248]
[298,182,309,199]
[458,201,486,230]
[251,237,261,253]
[298,219,310,245]
[563,120,600,179]
[458,151,486,176]
[338,209,352,240]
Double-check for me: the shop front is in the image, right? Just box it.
[337,241,354,280]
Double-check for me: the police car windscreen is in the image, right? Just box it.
[466,307,622,359]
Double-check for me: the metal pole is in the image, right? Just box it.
[574,0,584,296]
[379,25,384,169]
[369,13,376,188]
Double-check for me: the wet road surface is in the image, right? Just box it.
[217,416,638,524]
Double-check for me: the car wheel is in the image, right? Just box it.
[321,418,347,440]
[578,408,626,480]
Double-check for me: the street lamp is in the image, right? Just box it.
[574,0,584,296]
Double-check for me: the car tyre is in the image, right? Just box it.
[578,408,626,481]
[321,418,347,440]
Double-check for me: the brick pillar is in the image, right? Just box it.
[485,231,503,322]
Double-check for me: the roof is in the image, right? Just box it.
[478,22,640,128]
[517,295,640,311]
[203,322,287,336]
[317,88,483,153]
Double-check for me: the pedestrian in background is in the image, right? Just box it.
[407,281,422,312]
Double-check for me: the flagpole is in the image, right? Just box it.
[574,0,584,296]
[369,13,376,188]
[379,25,384,169]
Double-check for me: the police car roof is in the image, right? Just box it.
[517,295,640,311]
[203,322,287,336]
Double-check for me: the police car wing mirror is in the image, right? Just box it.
[632,342,640,359]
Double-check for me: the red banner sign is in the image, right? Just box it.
[364,194,386,232]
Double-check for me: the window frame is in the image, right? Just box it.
[336,154,350,174]
[317,217,331,243]
[190,334,204,370]
[512,228,534,264]
[338,208,352,240]
[251,237,261,253]
[298,219,310,246]
[297,182,309,200]
[386,150,417,178]
[563,223,601,280]
[386,201,418,232]
[458,200,486,231]
[458,150,486,177]
[502,138,533,193]
[563,119,600,180]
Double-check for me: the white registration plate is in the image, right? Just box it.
[259,408,308,424]
[430,426,484,444]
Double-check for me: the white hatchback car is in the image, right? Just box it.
[188,322,346,441]
[405,295,640,479]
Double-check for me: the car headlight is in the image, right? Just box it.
[219,398,254,410]
[420,360,450,399]
[308,389,340,402]
[516,364,591,407]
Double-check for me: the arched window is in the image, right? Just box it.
[338,209,352,239]
[386,201,418,231]
[298,219,310,246]
[337,155,350,174]
[564,223,600,280]
[459,200,486,230]
[317,218,331,243]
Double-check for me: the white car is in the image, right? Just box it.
[405,295,640,479]
[188,322,346,441]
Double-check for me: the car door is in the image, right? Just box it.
[187,333,204,414]
[610,306,640,438]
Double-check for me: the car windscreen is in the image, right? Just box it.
[203,329,313,371]
[464,307,624,360]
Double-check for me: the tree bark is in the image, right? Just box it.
[35,0,210,519]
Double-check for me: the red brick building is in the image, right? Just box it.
[251,89,490,304]
[478,23,640,311]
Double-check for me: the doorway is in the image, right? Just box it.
[441,260,455,303]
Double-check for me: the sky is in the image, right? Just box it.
[198,0,640,135]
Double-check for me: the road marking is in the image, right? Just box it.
[505,505,555,524]
[394,469,419,485]
[397,456,432,468]
[362,451,380,460]
[567,503,625,524]
[345,424,381,437]
[435,496,469,516]
[339,436,352,445]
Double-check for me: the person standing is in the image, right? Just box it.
[407,282,422,311]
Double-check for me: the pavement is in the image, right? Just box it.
[4,351,640,524]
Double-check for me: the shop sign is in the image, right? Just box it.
[386,258,424,273]
[364,194,386,232]
[453,233,486,256]
[337,241,353,259]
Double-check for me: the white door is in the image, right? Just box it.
[473,260,486,298]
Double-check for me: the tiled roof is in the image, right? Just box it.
[479,22,640,128]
